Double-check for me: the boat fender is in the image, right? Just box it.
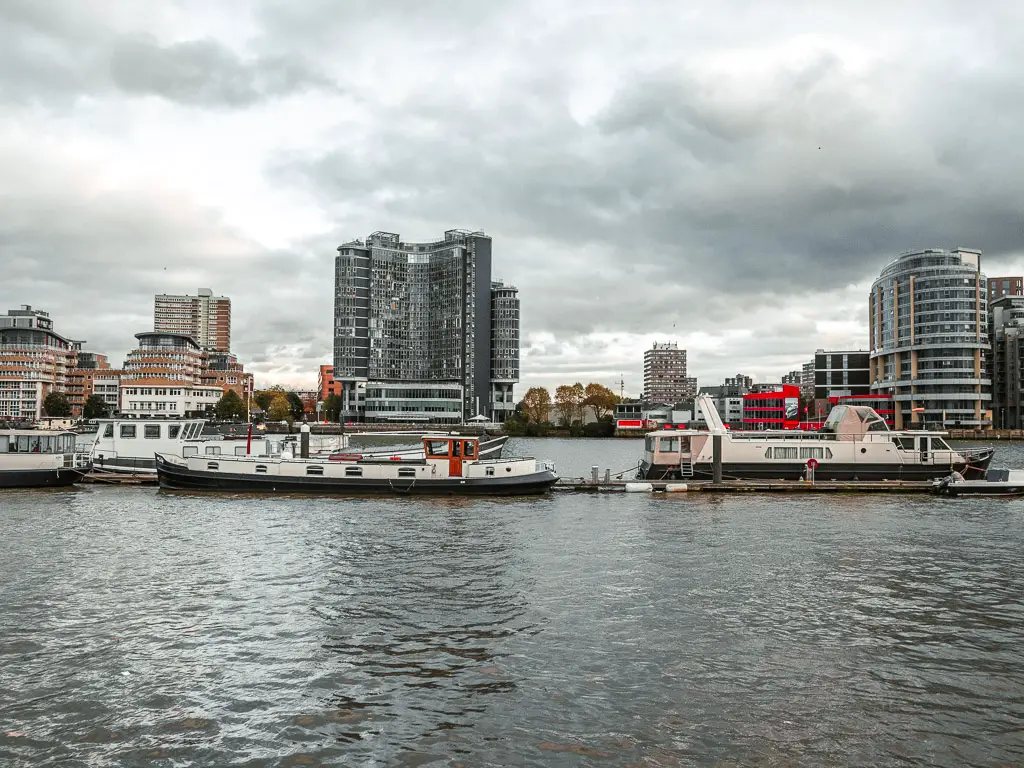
[665,483,689,492]
[625,482,654,493]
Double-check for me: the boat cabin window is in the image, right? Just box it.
[103,424,114,438]
[207,462,219,470]
[659,437,679,452]
[16,436,29,452]
[932,438,951,450]
[120,425,136,439]
[144,425,161,439]
[205,446,221,455]
[825,448,833,459]
[255,465,267,473]
[0,436,7,452]
[486,466,495,476]
[773,447,799,459]
[452,441,462,457]
[645,436,657,452]
[168,425,181,439]
[799,447,824,459]
[464,441,476,459]
[398,467,416,477]
[894,437,915,451]
[425,440,449,457]
[306,466,324,476]
[183,446,198,457]
[345,467,362,477]
[235,446,247,456]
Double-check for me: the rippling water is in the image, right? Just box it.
[2,439,1024,766]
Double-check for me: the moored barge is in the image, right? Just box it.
[639,395,993,482]
[156,434,557,496]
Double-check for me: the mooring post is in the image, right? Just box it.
[712,432,723,485]
[604,468,611,483]
[300,422,311,459]
[591,466,599,485]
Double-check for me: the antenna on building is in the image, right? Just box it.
[619,375,625,400]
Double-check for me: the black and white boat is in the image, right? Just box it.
[934,469,1024,497]
[638,395,994,482]
[0,429,92,488]
[156,432,556,496]
[86,418,508,476]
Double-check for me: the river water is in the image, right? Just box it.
[2,438,1023,766]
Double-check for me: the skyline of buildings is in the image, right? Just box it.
[8,241,1024,426]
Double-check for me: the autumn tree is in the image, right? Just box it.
[215,389,247,420]
[520,386,551,423]
[253,390,275,412]
[554,383,586,426]
[268,394,292,422]
[584,383,618,420]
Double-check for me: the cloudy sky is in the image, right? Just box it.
[3,0,1024,396]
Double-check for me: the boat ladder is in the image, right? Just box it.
[679,459,694,478]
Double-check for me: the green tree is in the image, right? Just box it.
[215,389,247,420]
[286,392,305,420]
[268,394,292,422]
[83,394,109,419]
[520,386,551,424]
[322,393,341,421]
[583,382,618,420]
[42,391,72,418]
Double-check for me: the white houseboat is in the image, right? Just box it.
[86,418,508,476]
[0,429,92,488]
[638,395,994,482]
[155,434,557,496]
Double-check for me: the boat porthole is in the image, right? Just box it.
[506,467,512,472]
[861,448,866,453]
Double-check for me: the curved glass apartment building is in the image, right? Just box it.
[869,248,991,428]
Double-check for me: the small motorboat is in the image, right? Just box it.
[933,469,1024,497]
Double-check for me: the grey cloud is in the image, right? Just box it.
[109,36,338,108]
[0,2,339,108]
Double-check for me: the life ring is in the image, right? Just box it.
[329,453,362,461]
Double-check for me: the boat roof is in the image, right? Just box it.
[1,428,76,436]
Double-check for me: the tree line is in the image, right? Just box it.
[506,382,620,436]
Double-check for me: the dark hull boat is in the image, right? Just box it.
[934,469,1024,497]
[156,433,556,497]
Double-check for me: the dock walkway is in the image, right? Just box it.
[554,479,936,494]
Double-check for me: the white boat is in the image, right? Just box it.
[0,429,92,488]
[934,469,1024,497]
[155,432,557,496]
[638,395,994,482]
[85,419,508,476]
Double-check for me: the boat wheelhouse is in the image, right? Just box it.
[638,395,993,482]
[0,429,92,488]
[155,434,557,496]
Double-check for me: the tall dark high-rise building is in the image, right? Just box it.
[332,230,519,423]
